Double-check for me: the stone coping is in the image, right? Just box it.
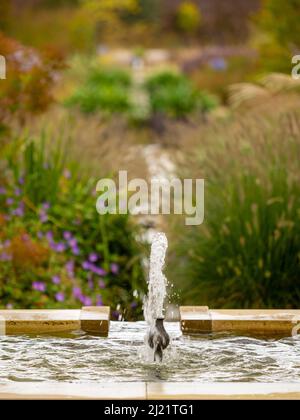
[0,306,110,336]
[0,382,300,400]
[180,306,300,336]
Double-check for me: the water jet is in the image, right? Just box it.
[144,232,170,362]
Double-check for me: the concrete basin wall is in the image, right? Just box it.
[1,382,300,400]
[0,306,110,336]
[180,306,300,337]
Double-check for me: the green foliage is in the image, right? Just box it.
[0,135,146,319]
[6,136,67,206]
[145,71,218,118]
[170,103,300,308]
[0,0,11,31]
[254,0,300,73]
[176,1,201,34]
[256,0,300,48]
[136,0,160,23]
[196,90,219,113]
[65,67,132,115]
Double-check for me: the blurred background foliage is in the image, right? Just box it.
[0,0,300,314]
[168,95,300,308]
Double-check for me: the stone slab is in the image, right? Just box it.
[180,306,212,334]
[0,382,299,400]
[0,382,146,400]
[80,306,110,335]
[147,382,300,400]
[180,307,300,336]
[0,307,110,336]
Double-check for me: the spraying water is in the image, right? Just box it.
[144,232,170,362]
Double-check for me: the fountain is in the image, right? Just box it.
[143,232,170,362]
[2,232,300,398]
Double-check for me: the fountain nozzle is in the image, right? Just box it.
[147,318,170,362]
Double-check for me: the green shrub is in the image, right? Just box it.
[0,136,146,319]
[176,1,201,34]
[65,67,132,115]
[87,67,131,87]
[145,71,218,119]
[170,103,300,308]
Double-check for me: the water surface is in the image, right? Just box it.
[1,321,300,383]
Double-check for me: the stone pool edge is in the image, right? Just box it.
[1,382,300,400]
[0,306,110,336]
[180,307,300,337]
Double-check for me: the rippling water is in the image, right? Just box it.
[1,321,300,383]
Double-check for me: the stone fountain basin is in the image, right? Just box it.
[0,315,300,400]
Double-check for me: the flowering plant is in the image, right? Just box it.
[0,137,146,320]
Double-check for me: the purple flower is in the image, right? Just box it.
[6,303,13,309]
[0,187,6,194]
[88,278,94,290]
[112,310,120,319]
[39,210,48,223]
[18,177,24,185]
[130,302,138,309]
[82,296,92,306]
[54,242,66,253]
[98,279,105,289]
[96,295,103,306]
[6,198,14,206]
[72,286,82,299]
[3,240,11,248]
[52,275,60,285]
[71,245,80,255]
[68,238,77,248]
[88,253,98,263]
[37,231,44,239]
[45,231,54,241]
[0,252,12,261]
[42,202,50,211]
[32,281,46,292]
[90,265,106,276]
[65,260,74,277]
[82,261,91,270]
[14,188,21,197]
[110,263,119,274]
[55,292,65,302]
[12,206,24,217]
[16,207,24,217]
[209,57,227,71]
[63,231,72,240]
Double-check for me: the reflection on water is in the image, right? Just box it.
[1,321,300,383]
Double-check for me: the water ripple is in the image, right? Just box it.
[1,321,300,383]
